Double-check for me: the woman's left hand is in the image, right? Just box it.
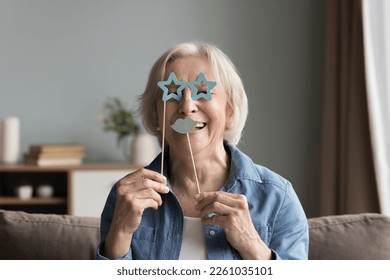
[195,191,273,260]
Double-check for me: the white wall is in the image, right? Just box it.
[0,0,326,217]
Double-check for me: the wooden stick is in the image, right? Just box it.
[186,133,201,194]
[160,101,166,175]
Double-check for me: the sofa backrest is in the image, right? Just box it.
[308,213,390,259]
[1,210,390,259]
[0,210,99,260]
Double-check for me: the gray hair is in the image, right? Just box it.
[138,41,248,146]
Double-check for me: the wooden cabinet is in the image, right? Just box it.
[70,169,134,217]
[0,163,140,217]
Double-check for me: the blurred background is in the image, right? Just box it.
[0,0,327,217]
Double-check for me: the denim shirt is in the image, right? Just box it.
[96,145,308,260]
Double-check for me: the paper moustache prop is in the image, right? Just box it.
[171,118,197,134]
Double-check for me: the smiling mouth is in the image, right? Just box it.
[195,122,207,129]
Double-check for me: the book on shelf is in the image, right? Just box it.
[24,151,85,159]
[28,144,84,154]
[25,144,85,166]
[25,157,83,166]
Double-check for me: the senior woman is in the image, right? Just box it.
[96,41,308,260]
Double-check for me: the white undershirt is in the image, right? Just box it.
[179,216,208,260]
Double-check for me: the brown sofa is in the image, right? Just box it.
[1,210,390,260]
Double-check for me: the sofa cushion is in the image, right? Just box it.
[0,210,100,260]
[308,213,390,259]
[2,210,390,260]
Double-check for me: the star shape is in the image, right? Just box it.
[157,72,182,102]
[192,72,216,101]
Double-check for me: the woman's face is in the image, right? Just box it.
[157,56,232,156]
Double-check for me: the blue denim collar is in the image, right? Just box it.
[227,145,263,183]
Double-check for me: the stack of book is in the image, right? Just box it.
[24,144,85,166]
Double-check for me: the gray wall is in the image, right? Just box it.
[0,0,326,217]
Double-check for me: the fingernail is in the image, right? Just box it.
[194,193,200,200]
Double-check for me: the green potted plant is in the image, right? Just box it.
[101,97,140,160]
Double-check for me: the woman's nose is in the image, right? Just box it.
[178,87,197,115]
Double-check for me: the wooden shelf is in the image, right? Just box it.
[0,163,142,215]
[0,163,141,172]
[0,197,66,205]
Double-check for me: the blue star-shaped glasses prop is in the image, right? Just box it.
[157,72,216,101]
[157,72,182,102]
[191,72,216,101]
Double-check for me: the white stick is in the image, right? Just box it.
[186,133,201,194]
[161,101,166,175]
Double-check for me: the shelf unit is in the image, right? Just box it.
[0,163,141,216]
[0,197,66,205]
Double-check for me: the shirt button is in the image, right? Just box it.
[209,230,216,236]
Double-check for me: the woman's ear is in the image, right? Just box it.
[225,104,234,130]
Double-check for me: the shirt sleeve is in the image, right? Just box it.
[95,183,134,260]
[269,181,309,260]
[95,241,133,260]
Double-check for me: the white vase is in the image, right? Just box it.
[15,185,33,200]
[131,134,159,165]
[0,121,2,161]
[36,184,54,198]
[0,117,20,164]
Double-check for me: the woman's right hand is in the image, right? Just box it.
[103,168,169,259]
